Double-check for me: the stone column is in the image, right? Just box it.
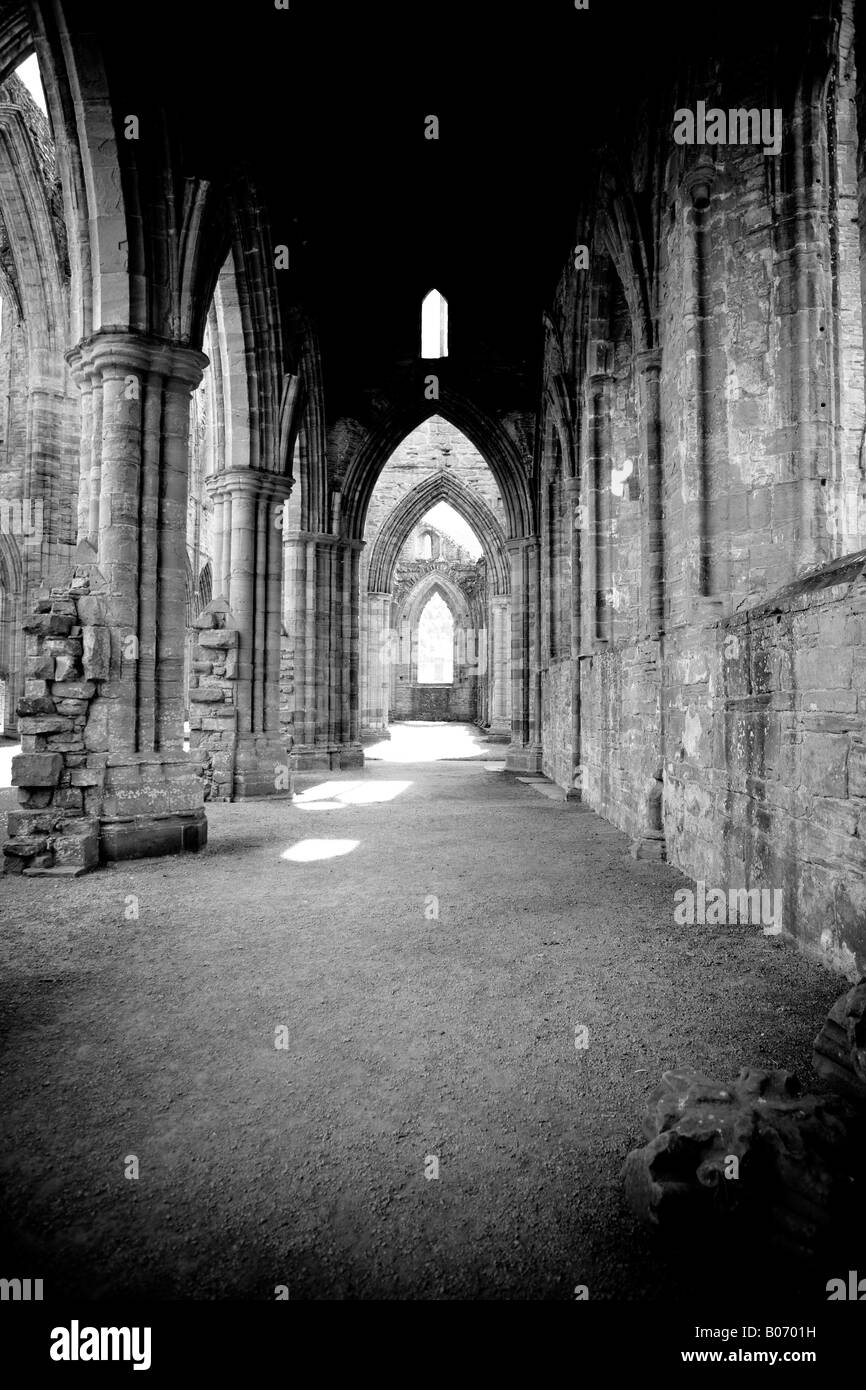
[489,594,511,737]
[588,372,613,645]
[563,475,584,800]
[283,530,363,769]
[205,468,292,798]
[68,329,209,861]
[682,164,726,620]
[505,536,543,773]
[362,590,392,739]
[636,348,664,635]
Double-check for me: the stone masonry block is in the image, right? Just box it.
[11,753,63,787]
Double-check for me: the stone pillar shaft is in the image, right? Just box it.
[205,468,291,798]
[62,328,209,862]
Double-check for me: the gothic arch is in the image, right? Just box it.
[341,388,534,542]
[367,472,509,596]
[397,572,471,631]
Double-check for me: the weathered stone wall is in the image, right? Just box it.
[3,576,110,876]
[0,74,79,734]
[188,598,239,801]
[665,555,866,978]
[534,1,866,969]
[541,659,574,791]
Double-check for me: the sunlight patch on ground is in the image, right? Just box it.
[365,721,488,763]
[281,839,360,863]
[295,780,411,811]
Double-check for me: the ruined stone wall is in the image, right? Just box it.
[536,5,866,970]
[665,555,866,979]
[188,598,239,801]
[0,75,80,733]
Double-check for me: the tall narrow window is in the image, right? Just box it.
[417,593,454,683]
[421,289,448,358]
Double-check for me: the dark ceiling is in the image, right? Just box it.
[70,0,803,415]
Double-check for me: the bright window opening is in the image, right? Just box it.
[417,592,454,684]
[421,289,448,358]
[15,55,47,114]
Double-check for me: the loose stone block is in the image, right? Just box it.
[76,596,109,625]
[198,630,238,649]
[19,716,73,736]
[813,980,866,1101]
[82,626,110,680]
[2,836,49,858]
[17,788,53,808]
[11,753,63,787]
[190,686,226,703]
[16,695,56,717]
[622,1067,860,1260]
[54,654,83,682]
[24,654,55,680]
[51,680,96,701]
[51,819,99,869]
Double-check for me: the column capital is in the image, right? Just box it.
[683,159,716,209]
[588,371,612,395]
[207,468,294,502]
[504,534,540,554]
[66,329,208,391]
[635,347,662,376]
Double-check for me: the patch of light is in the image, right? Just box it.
[294,780,411,810]
[15,55,47,114]
[281,839,360,863]
[366,721,488,763]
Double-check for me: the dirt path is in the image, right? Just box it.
[0,727,844,1299]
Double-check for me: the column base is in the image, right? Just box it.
[290,743,366,771]
[101,808,207,862]
[99,752,208,861]
[630,833,667,861]
[505,743,544,774]
[360,726,391,744]
[232,733,293,800]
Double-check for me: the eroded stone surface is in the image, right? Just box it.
[622,1067,860,1260]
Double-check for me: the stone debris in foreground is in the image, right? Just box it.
[813,980,866,1102]
[622,1066,861,1260]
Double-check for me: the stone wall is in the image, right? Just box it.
[3,570,208,874]
[665,554,866,977]
[188,598,239,801]
[3,576,112,876]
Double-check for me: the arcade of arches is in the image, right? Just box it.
[3,0,866,1299]
[1,0,865,969]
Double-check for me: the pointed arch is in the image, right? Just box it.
[367,471,509,596]
[342,388,533,542]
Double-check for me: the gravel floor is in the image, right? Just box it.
[0,725,847,1300]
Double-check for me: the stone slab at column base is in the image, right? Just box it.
[360,727,391,744]
[631,833,667,861]
[232,734,293,800]
[100,809,208,862]
[99,753,207,861]
[340,743,365,770]
[291,743,346,772]
[505,743,544,773]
